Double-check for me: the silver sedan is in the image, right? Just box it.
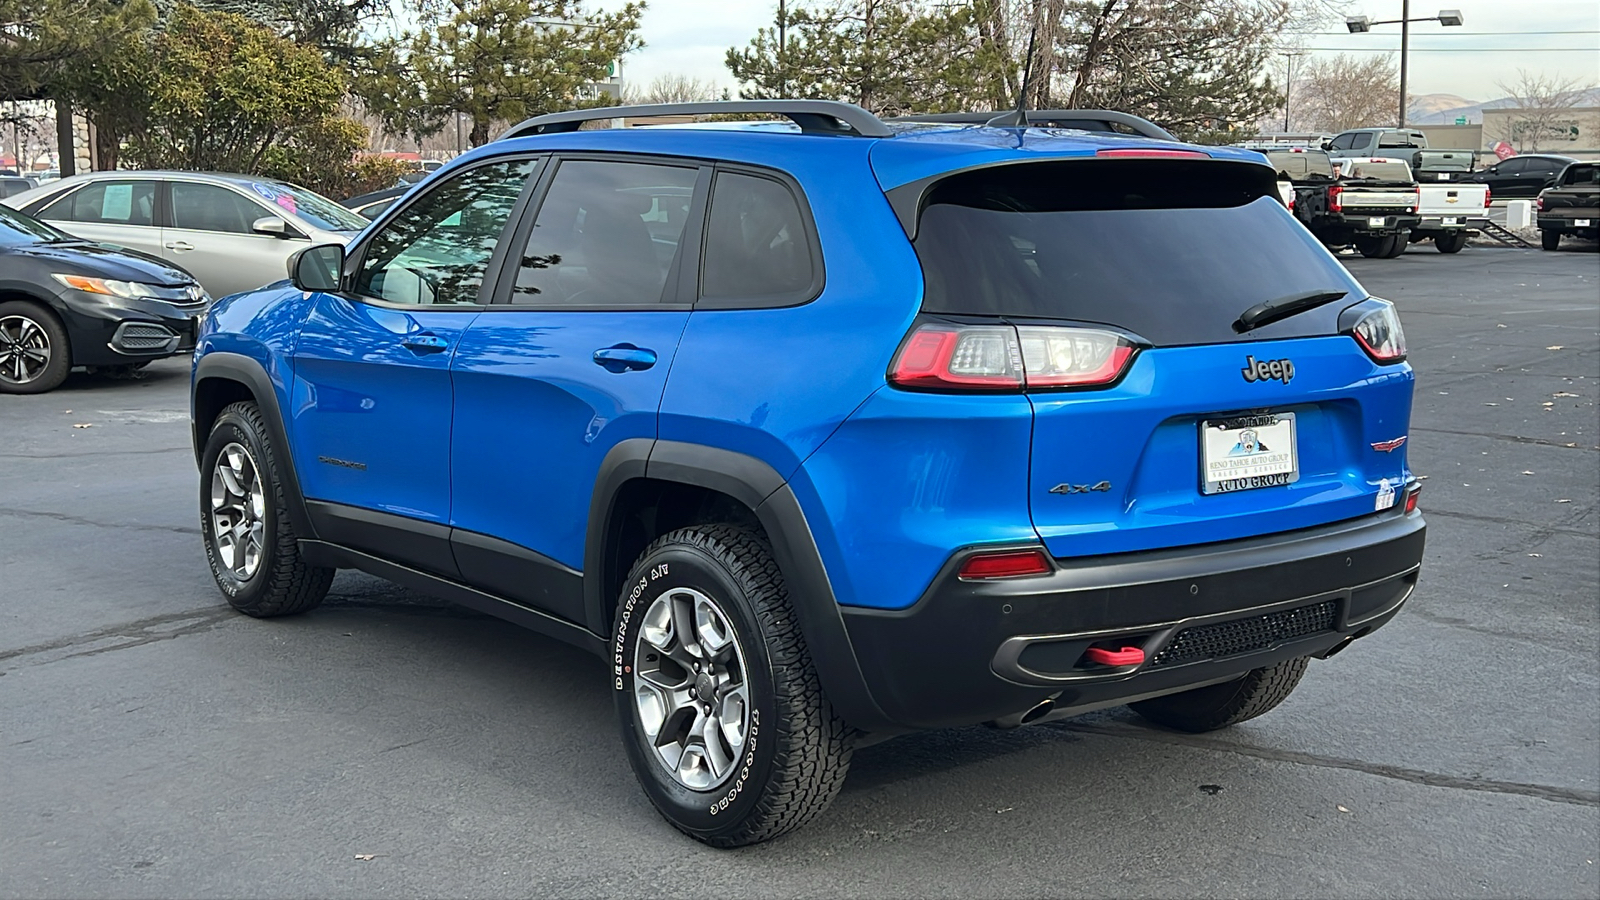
[3,172,368,298]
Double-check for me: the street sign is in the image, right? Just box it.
[1455,116,1467,125]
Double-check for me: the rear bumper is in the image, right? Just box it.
[1537,213,1598,234]
[840,506,1425,731]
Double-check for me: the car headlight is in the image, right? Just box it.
[52,274,203,303]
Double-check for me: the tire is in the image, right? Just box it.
[0,300,71,394]
[1435,231,1468,254]
[1541,229,1561,251]
[612,524,853,847]
[1354,236,1386,258]
[200,401,333,617]
[1129,656,1309,733]
[90,361,152,380]
[1382,231,1409,257]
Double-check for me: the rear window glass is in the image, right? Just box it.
[1262,150,1332,180]
[1562,164,1598,185]
[1340,161,1412,182]
[701,172,815,304]
[911,160,1363,346]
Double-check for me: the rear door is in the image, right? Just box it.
[289,156,538,577]
[906,158,1413,559]
[30,179,163,257]
[448,155,704,622]
[163,180,305,297]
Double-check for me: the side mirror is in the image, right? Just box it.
[1319,140,1332,150]
[288,243,344,292]
[251,216,290,238]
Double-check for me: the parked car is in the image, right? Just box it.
[190,100,1425,847]
[3,172,367,298]
[1285,153,1420,257]
[0,176,38,198]
[1332,157,1491,254]
[0,203,207,394]
[1323,128,1478,182]
[1536,161,1599,251]
[341,184,412,219]
[1460,153,1578,199]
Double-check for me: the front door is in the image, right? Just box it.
[449,156,706,622]
[289,157,540,577]
[163,180,305,298]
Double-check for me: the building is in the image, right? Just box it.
[1417,107,1600,160]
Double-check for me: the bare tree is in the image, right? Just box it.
[1490,69,1596,152]
[1291,52,1398,134]
[625,73,725,105]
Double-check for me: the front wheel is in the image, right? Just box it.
[1541,229,1562,251]
[0,301,70,394]
[1435,231,1469,254]
[200,401,333,616]
[612,525,853,847]
[1129,656,1309,733]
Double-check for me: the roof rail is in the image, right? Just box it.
[888,110,1177,142]
[498,100,894,141]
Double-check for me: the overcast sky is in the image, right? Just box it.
[605,0,1599,102]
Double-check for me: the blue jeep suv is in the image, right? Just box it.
[190,101,1426,847]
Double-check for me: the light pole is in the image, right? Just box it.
[1346,5,1464,128]
[1281,51,1305,132]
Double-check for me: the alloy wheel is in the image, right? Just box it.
[632,587,752,791]
[210,442,267,580]
[0,315,52,385]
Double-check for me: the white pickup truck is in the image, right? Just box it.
[1332,157,1489,254]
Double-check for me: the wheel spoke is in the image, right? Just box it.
[715,683,749,750]
[694,594,734,657]
[670,591,703,660]
[640,594,674,651]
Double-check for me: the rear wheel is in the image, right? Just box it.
[1541,229,1562,251]
[1435,231,1468,254]
[0,301,70,394]
[613,524,853,847]
[1354,236,1385,258]
[1382,231,1409,257]
[1129,657,1309,733]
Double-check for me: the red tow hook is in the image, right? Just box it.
[1084,644,1146,667]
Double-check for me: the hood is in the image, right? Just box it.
[4,240,196,287]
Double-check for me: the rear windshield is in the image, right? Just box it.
[911,160,1363,346]
[1340,161,1412,182]
[1562,163,1599,186]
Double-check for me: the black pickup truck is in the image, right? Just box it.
[1536,161,1599,251]
[1263,149,1421,258]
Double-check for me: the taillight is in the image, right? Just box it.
[1094,149,1209,159]
[1350,301,1407,363]
[958,548,1052,579]
[1536,193,1546,211]
[1329,185,1343,212]
[1412,188,1421,213]
[888,322,1136,391]
[1484,187,1492,207]
[1404,484,1421,514]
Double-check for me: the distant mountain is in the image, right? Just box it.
[1409,88,1600,125]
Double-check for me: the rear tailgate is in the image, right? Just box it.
[1414,149,1476,181]
[904,157,1415,559]
[1419,184,1488,218]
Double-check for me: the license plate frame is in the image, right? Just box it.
[1576,219,1593,227]
[1441,217,1459,226]
[1199,412,1300,495]
[1368,216,1386,228]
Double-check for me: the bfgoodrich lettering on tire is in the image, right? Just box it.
[612,524,853,847]
[200,401,333,617]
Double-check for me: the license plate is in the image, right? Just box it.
[1368,216,1386,227]
[1441,217,1458,226]
[1200,413,1299,495]
[1577,219,1593,227]
[1437,173,1450,181]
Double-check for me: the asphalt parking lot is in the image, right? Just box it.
[2,245,1597,898]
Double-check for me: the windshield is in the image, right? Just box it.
[0,203,71,245]
[1342,161,1412,182]
[250,181,369,232]
[912,161,1363,346]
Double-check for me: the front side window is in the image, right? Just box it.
[701,172,815,303]
[40,180,156,226]
[170,183,272,234]
[512,159,697,306]
[355,158,537,306]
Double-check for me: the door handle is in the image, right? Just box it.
[165,241,194,252]
[400,333,450,354]
[593,344,657,372]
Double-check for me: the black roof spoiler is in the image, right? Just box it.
[498,100,894,140]
[888,110,1177,142]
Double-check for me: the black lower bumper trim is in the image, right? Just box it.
[841,510,1425,731]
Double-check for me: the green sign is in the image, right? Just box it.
[1455,116,1468,125]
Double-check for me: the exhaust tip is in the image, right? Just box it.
[1019,698,1055,725]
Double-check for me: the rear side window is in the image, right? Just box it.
[911,159,1363,347]
[40,181,156,226]
[700,171,816,305]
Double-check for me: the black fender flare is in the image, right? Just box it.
[191,351,318,540]
[584,439,898,735]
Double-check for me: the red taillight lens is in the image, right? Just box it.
[1351,301,1407,363]
[1536,193,1546,211]
[1404,484,1421,513]
[889,323,1135,392]
[958,549,1052,579]
[1413,188,1422,213]
[1484,187,1492,208]
[1094,149,1209,159]
[1329,185,1343,213]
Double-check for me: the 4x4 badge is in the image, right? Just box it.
[1050,481,1112,495]
[1241,355,1295,384]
